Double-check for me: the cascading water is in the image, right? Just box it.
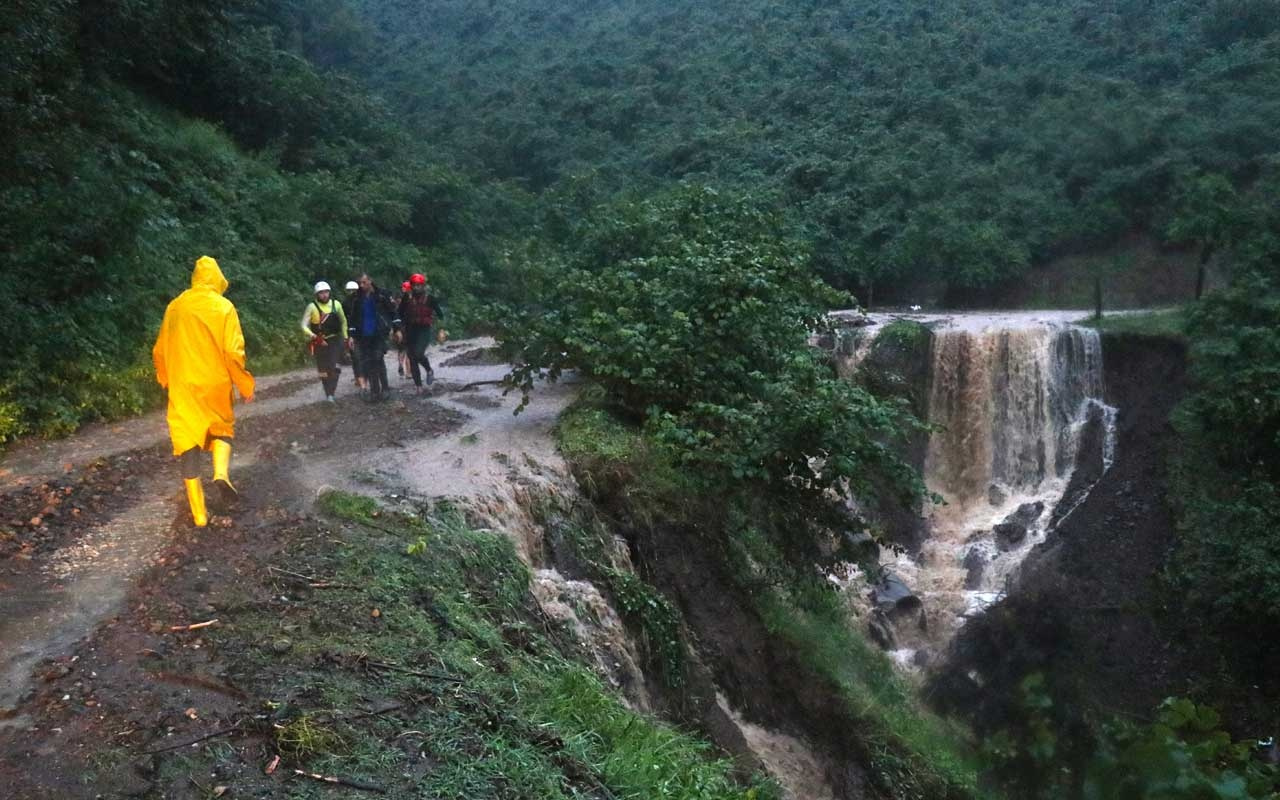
[857,315,1117,667]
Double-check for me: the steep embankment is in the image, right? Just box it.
[554,403,984,800]
[928,333,1249,739]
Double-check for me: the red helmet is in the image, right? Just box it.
[401,281,411,291]
[410,273,427,285]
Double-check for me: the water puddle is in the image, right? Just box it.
[0,492,174,717]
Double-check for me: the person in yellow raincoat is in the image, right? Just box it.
[152,256,256,527]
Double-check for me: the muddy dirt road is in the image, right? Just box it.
[0,339,578,796]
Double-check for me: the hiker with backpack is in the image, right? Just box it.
[397,273,444,395]
[301,281,349,403]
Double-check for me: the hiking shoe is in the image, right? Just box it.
[425,369,435,386]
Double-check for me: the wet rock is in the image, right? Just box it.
[994,502,1044,550]
[912,649,932,668]
[993,521,1025,549]
[116,775,153,797]
[988,484,1008,507]
[962,548,988,590]
[840,530,879,561]
[868,613,896,650]
[871,571,922,617]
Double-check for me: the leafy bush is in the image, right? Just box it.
[499,186,922,514]
[1166,271,1280,676]
[1082,699,1279,800]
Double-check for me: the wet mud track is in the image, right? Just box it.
[0,379,467,721]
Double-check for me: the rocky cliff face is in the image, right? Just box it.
[928,332,1195,736]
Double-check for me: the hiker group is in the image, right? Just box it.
[302,271,445,404]
[152,256,445,528]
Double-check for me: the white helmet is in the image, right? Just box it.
[344,280,358,291]
[314,281,331,293]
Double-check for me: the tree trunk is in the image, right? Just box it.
[1094,275,1103,321]
[1195,244,1213,301]
[864,280,874,311]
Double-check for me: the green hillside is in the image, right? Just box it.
[0,0,528,440]
[341,0,1280,296]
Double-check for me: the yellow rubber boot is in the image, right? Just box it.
[184,478,208,527]
[211,439,238,503]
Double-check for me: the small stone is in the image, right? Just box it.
[117,776,153,798]
[269,638,292,655]
[132,755,158,777]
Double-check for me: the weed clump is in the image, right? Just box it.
[275,715,346,758]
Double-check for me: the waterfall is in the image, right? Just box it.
[863,318,1117,665]
[924,326,1104,506]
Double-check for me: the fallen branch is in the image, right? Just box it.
[169,619,219,633]
[343,517,408,538]
[267,565,355,590]
[293,769,386,794]
[267,566,320,583]
[361,658,465,684]
[459,379,509,391]
[143,721,241,754]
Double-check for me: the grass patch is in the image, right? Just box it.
[554,390,692,516]
[1079,307,1191,340]
[148,489,771,799]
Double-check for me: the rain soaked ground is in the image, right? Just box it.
[0,340,577,732]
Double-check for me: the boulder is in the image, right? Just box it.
[840,530,879,562]
[987,484,1008,507]
[868,613,897,650]
[993,521,1025,549]
[994,501,1044,550]
[962,548,988,590]
[871,571,922,618]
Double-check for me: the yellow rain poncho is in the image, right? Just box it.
[152,257,256,455]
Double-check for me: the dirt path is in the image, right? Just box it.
[0,338,576,727]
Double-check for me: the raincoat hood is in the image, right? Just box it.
[192,256,229,295]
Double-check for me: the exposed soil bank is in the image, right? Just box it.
[579,507,873,798]
[930,333,1272,742]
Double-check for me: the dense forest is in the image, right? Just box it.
[340,0,1280,298]
[3,1,1280,796]
[5,0,1279,436]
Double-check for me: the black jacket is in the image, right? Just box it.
[347,287,397,339]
